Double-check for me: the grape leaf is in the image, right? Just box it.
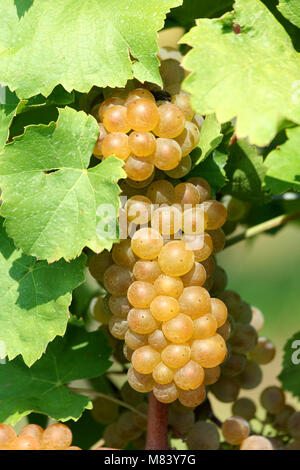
[187,152,228,195]
[0,326,112,424]
[0,0,181,99]
[0,87,19,149]
[0,107,125,262]
[0,218,85,366]
[167,0,233,28]
[264,126,300,194]
[278,0,300,28]
[191,114,223,166]
[278,331,300,401]
[181,0,300,146]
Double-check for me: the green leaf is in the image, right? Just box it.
[264,126,300,194]
[0,107,125,262]
[0,218,85,366]
[0,87,19,149]
[187,151,228,195]
[0,326,112,424]
[167,0,234,29]
[278,331,300,401]
[0,0,181,98]
[278,0,300,28]
[181,0,300,146]
[191,114,223,166]
[224,140,267,202]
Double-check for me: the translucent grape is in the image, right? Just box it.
[165,155,192,179]
[162,313,194,343]
[230,323,258,354]
[153,382,178,403]
[132,345,161,374]
[191,334,227,368]
[19,424,43,443]
[126,173,155,189]
[127,308,158,335]
[125,329,148,350]
[179,286,211,319]
[124,155,154,181]
[117,412,142,441]
[131,228,163,260]
[159,59,184,93]
[112,239,137,268]
[99,97,124,120]
[273,405,295,432]
[11,436,41,450]
[174,360,204,390]
[92,296,111,325]
[260,386,285,414]
[126,99,159,132]
[178,385,206,408]
[250,306,264,332]
[174,121,200,156]
[152,362,174,384]
[128,131,156,157]
[175,183,199,207]
[146,180,176,205]
[154,103,185,138]
[41,423,72,450]
[218,289,242,313]
[181,262,207,287]
[126,195,152,226]
[187,177,211,202]
[123,344,133,362]
[211,376,240,403]
[240,436,273,451]
[148,329,169,352]
[127,281,156,308]
[108,295,131,318]
[154,274,184,298]
[103,264,133,296]
[152,138,182,171]
[232,398,256,421]
[222,353,247,377]
[108,316,128,340]
[211,298,228,327]
[150,295,180,321]
[0,424,17,445]
[103,105,131,133]
[217,322,231,342]
[192,114,205,129]
[171,92,194,121]
[151,205,182,235]
[288,412,300,439]
[93,123,107,157]
[101,132,130,160]
[183,208,207,235]
[103,423,128,449]
[161,344,191,368]
[125,88,155,105]
[222,416,250,445]
[169,410,195,435]
[193,314,218,339]
[133,260,161,283]
[249,337,276,365]
[127,366,154,393]
[91,397,119,425]
[158,241,195,276]
[202,200,227,230]
[88,250,112,282]
[203,366,221,386]
[201,256,216,278]
[187,421,219,450]
[235,301,252,324]
[208,229,226,253]
[237,360,262,390]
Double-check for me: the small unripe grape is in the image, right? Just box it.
[99,96,124,120]
[211,298,228,327]
[158,241,195,276]
[42,424,72,450]
[148,329,169,352]
[133,403,148,431]
[93,123,107,157]
[150,295,180,321]
[202,256,216,277]
[179,286,211,319]
[127,366,154,393]
[88,250,112,282]
[118,412,142,441]
[103,423,128,449]
[112,239,137,268]
[133,260,161,283]
[159,59,184,92]
[154,103,186,138]
[222,416,250,445]
[261,386,285,414]
[92,397,119,425]
[154,274,184,298]
[152,362,174,384]
[166,155,192,179]
[288,412,300,439]
[183,208,207,235]
[163,313,194,343]
[108,315,128,339]
[131,228,163,260]
[126,195,152,225]
[230,323,258,354]
[208,229,226,253]
[203,366,221,385]
[250,306,265,332]
[235,301,252,324]
[104,265,133,296]
[218,289,242,312]
[153,382,178,403]
[237,360,262,390]
[124,155,154,181]
[273,405,295,432]
[146,179,175,205]
[249,337,276,365]
[132,345,161,374]
[151,205,182,235]
[222,353,247,377]
[169,410,195,435]
[101,132,130,160]
[178,385,206,408]
[127,308,158,335]
[126,98,159,132]
[161,344,191,368]
[19,424,43,443]
[125,329,148,350]
[232,398,256,421]
[187,177,211,202]
[240,435,273,450]
[108,295,131,318]
[174,360,204,390]
[103,105,131,133]
[0,424,16,445]
[181,262,206,287]
[128,131,156,157]
[121,381,145,406]
[127,281,156,308]
[187,421,219,450]
[175,182,200,206]
[211,376,240,403]
[193,314,218,339]
[152,138,182,170]
[125,88,156,105]
[191,334,227,368]
[11,435,41,450]
[202,200,227,230]
[171,92,194,121]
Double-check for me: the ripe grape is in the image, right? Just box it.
[128,131,156,157]
[132,345,161,374]
[201,256,216,277]
[11,435,41,450]
[222,353,246,377]
[171,92,194,121]
[19,424,43,443]
[191,334,227,368]
[99,97,124,120]
[153,382,178,403]
[127,281,156,308]
[236,360,262,390]
[193,314,218,339]
[112,239,137,268]
[162,313,194,343]
[192,114,205,129]
[159,59,184,94]
[124,155,154,181]
[240,435,273,450]
[125,88,156,105]
[211,298,228,327]
[174,360,204,390]
[174,122,200,156]
[154,103,186,138]
[154,274,184,298]
[217,321,232,341]
[93,123,107,157]
[288,412,300,439]
[232,398,256,421]
[249,337,276,365]
[148,329,169,351]
[92,296,111,325]
[88,250,112,281]
[179,286,211,319]
[161,344,191,368]
[0,424,17,445]
[108,295,131,318]
[158,241,195,276]
[203,366,221,385]
[183,208,207,235]
[150,295,180,321]
[127,366,154,393]
[202,200,227,230]
[104,264,133,296]
[187,422,219,450]
[146,180,175,205]
[133,260,161,283]
[152,138,182,170]
[222,416,250,445]
[208,229,226,253]
[152,362,174,384]
[260,386,285,414]
[165,155,192,179]
[169,410,195,435]
[211,266,227,292]
[126,99,159,132]
[151,205,182,235]
[126,195,152,225]
[92,397,119,425]
[127,308,158,335]
[41,423,72,450]
[211,376,240,403]
[125,329,148,350]
[103,105,131,133]
[131,228,163,260]
[230,323,258,354]
[178,385,206,408]
[101,132,130,160]
[181,262,206,287]
[273,405,295,432]
[175,182,200,206]
[187,177,211,202]
[108,316,128,339]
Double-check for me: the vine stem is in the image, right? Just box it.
[146,393,169,450]
[68,387,147,419]
[225,211,300,248]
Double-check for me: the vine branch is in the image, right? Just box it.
[146,393,169,450]
[225,211,300,248]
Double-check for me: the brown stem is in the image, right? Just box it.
[146,393,169,450]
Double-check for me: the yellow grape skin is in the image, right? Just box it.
[162,313,194,343]
[175,182,200,206]
[183,208,208,235]
[99,97,124,121]
[178,384,206,407]
[131,228,163,260]
[127,308,159,335]
[153,382,178,404]
[133,260,161,283]
[108,316,128,340]
[126,99,159,132]
[153,274,184,298]
[41,424,72,450]
[187,177,211,202]
[152,362,175,384]
[125,329,148,350]
[152,138,182,171]
[108,295,131,318]
[211,298,228,327]
[93,123,107,157]
[146,180,176,205]
[148,329,169,352]
[112,239,137,268]
[150,295,180,322]
[171,92,195,121]
[127,281,156,309]
[161,344,191,369]
[179,286,211,319]
[153,103,186,138]
[202,200,227,230]
[191,334,227,368]
[125,195,152,225]
[101,132,130,161]
[103,105,131,133]
[103,265,133,296]
[124,155,154,182]
[203,366,221,386]
[181,262,207,287]
[158,241,195,277]
[151,205,183,236]
[124,88,156,105]
[128,131,156,157]
[132,345,161,374]
[88,250,112,282]
[127,366,154,393]
[193,314,218,339]
[165,155,192,179]
[174,360,205,391]
[175,121,200,156]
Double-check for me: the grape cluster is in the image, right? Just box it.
[0,423,80,450]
